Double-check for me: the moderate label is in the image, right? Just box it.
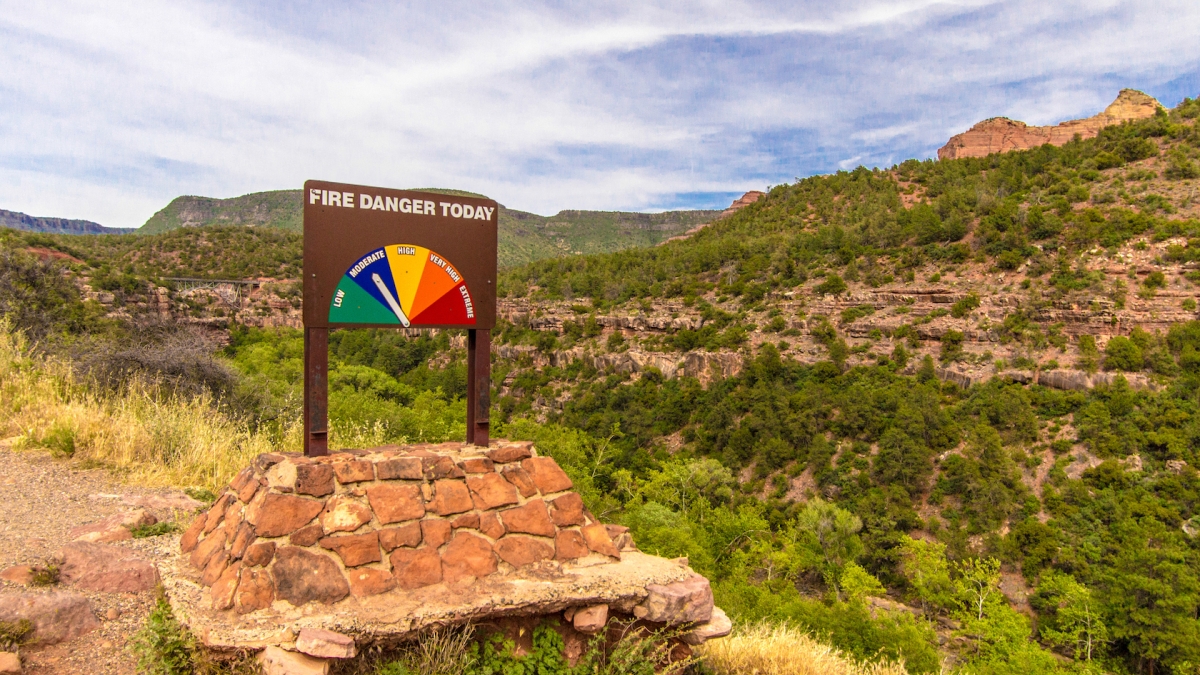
[302,180,497,329]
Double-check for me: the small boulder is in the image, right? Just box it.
[572,604,608,634]
[0,652,19,674]
[681,606,732,645]
[60,542,159,593]
[637,575,713,624]
[296,627,356,659]
[0,592,99,644]
[258,646,329,675]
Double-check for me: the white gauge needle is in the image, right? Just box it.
[372,273,410,327]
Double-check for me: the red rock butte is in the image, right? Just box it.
[937,89,1162,161]
[163,441,730,663]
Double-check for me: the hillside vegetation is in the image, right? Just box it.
[4,97,1200,675]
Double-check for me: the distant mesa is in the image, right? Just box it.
[937,89,1162,161]
[0,208,127,235]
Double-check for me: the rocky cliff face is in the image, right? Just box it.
[938,89,1162,160]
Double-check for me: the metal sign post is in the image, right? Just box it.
[302,181,499,457]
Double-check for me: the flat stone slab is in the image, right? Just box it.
[161,547,695,650]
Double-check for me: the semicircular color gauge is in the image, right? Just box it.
[329,245,476,326]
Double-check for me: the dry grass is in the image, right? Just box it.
[0,325,296,490]
[697,623,912,675]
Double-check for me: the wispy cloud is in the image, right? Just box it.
[0,1,1198,227]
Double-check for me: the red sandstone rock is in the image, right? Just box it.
[639,575,713,623]
[422,456,465,480]
[366,483,425,524]
[494,536,554,568]
[189,525,228,569]
[334,460,375,484]
[0,566,34,585]
[289,524,324,547]
[581,524,620,559]
[479,512,506,539]
[379,523,423,551]
[225,502,245,534]
[320,495,372,533]
[376,457,423,480]
[237,475,261,503]
[500,466,538,497]
[549,493,585,526]
[295,464,336,496]
[230,467,254,493]
[71,509,156,543]
[467,473,519,510]
[681,606,732,645]
[229,522,256,560]
[486,442,533,463]
[390,548,442,589]
[347,567,397,597]
[451,513,480,529]
[500,500,556,537]
[60,541,159,593]
[254,494,324,537]
[521,457,573,493]
[937,89,1161,160]
[421,520,452,548]
[272,547,350,606]
[319,532,382,567]
[243,541,276,567]
[211,562,241,610]
[441,532,497,583]
[718,190,764,219]
[258,646,329,675]
[296,627,357,659]
[573,604,608,634]
[179,514,206,553]
[235,567,274,614]
[254,453,285,473]
[203,550,230,586]
[0,592,99,644]
[555,530,589,561]
[459,457,494,473]
[429,479,473,515]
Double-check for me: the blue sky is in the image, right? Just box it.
[1,1,1198,228]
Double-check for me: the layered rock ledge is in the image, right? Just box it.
[161,441,729,659]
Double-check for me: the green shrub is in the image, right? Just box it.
[0,619,33,651]
[951,293,981,318]
[815,274,847,296]
[1104,336,1143,371]
[132,522,180,538]
[131,596,197,675]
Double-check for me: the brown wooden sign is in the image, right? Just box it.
[302,180,498,455]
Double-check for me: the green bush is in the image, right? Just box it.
[1104,336,1143,371]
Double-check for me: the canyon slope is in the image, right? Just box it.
[938,89,1162,160]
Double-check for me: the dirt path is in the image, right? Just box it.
[0,439,202,674]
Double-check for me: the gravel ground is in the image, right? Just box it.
[0,438,204,675]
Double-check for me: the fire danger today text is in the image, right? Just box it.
[309,189,495,220]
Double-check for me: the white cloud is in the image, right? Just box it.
[0,0,1198,227]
